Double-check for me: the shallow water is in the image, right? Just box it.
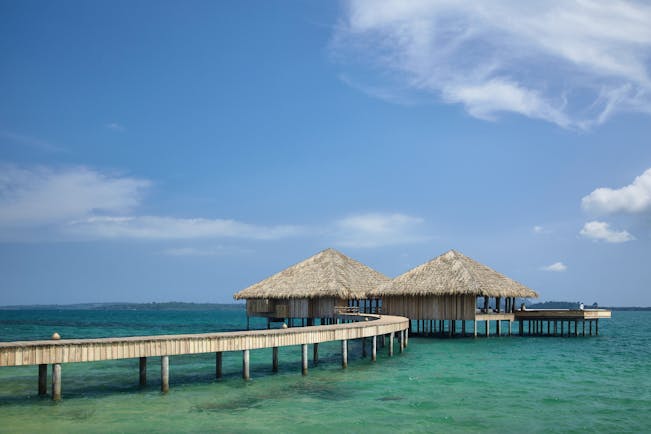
[1,309,649,433]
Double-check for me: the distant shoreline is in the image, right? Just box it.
[0,302,245,311]
[0,302,649,311]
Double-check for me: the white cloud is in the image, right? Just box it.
[333,0,651,128]
[541,262,567,272]
[0,165,149,226]
[333,212,429,248]
[0,130,65,152]
[582,168,651,214]
[106,123,125,132]
[0,164,302,242]
[161,246,254,256]
[533,225,550,234]
[66,216,303,240]
[580,221,635,243]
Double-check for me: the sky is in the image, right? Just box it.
[1,0,650,306]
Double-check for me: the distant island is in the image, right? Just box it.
[0,302,245,311]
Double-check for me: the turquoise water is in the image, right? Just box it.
[1,309,649,433]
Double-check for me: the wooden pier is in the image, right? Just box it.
[0,314,409,401]
[514,309,611,337]
[407,309,612,338]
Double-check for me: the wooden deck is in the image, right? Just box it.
[514,309,611,320]
[0,313,410,400]
[514,309,611,337]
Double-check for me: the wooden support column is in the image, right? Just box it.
[496,320,501,336]
[272,347,279,372]
[160,356,169,393]
[313,343,319,366]
[449,320,454,337]
[139,357,147,386]
[399,330,404,353]
[462,320,466,336]
[404,328,409,347]
[301,344,308,376]
[596,319,599,335]
[242,349,250,380]
[474,320,478,338]
[389,332,394,357]
[38,364,47,396]
[216,352,223,379]
[508,320,512,336]
[485,320,490,337]
[574,320,578,337]
[582,320,586,336]
[341,340,348,368]
[371,335,377,362]
[589,320,593,336]
[52,363,61,401]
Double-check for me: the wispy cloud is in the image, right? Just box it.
[582,168,651,214]
[333,1,651,128]
[0,164,303,242]
[333,212,429,248]
[580,221,635,243]
[541,261,567,272]
[161,246,254,256]
[106,123,125,132]
[0,164,149,226]
[533,225,551,234]
[0,130,66,152]
[67,216,303,240]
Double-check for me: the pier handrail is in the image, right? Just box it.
[0,314,408,367]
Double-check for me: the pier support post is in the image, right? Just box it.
[52,363,61,401]
[389,332,394,357]
[313,343,319,366]
[404,329,409,347]
[272,347,279,373]
[473,321,477,338]
[341,340,348,369]
[496,320,501,336]
[216,352,223,379]
[139,357,147,386]
[462,320,466,336]
[371,335,377,362]
[38,364,47,396]
[242,349,250,380]
[485,320,490,337]
[301,344,308,376]
[596,319,599,336]
[400,330,404,353]
[508,321,512,336]
[519,319,523,336]
[161,356,169,393]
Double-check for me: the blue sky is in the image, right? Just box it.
[1,0,650,306]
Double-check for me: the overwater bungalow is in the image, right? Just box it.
[368,249,539,336]
[233,248,390,328]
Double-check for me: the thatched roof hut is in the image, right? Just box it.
[369,249,538,299]
[234,248,390,301]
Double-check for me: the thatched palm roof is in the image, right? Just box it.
[369,250,538,298]
[233,248,390,300]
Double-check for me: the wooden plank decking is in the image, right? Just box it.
[0,314,408,367]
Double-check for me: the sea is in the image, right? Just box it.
[0,308,649,433]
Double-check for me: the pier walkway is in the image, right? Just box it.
[0,313,409,401]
